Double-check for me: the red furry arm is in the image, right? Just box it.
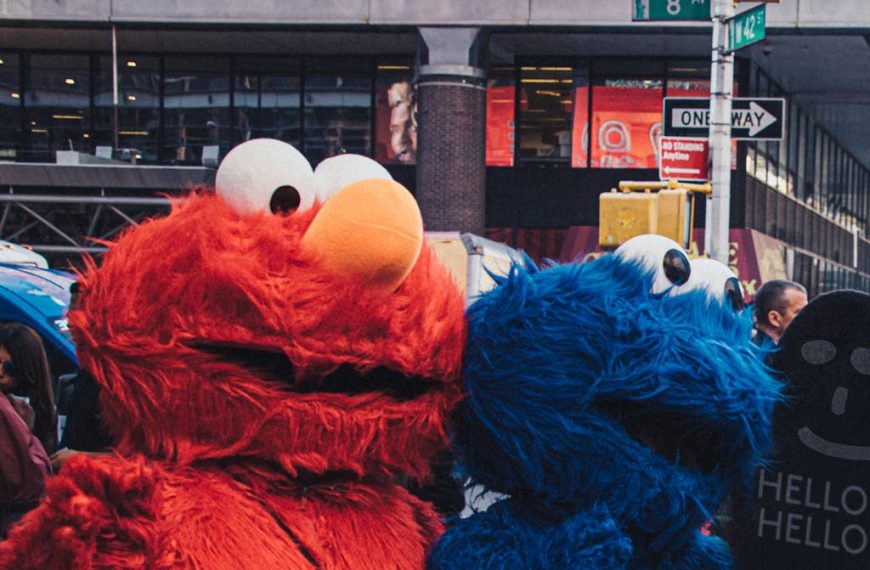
[0,454,186,570]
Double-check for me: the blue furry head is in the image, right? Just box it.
[456,249,781,549]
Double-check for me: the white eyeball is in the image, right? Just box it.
[215,139,315,215]
[313,154,393,204]
[615,234,691,294]
[676,258,745,311]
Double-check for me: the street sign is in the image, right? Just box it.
[727,4,766,52]
[659,137,709,181]
[663,97,785,140]
[632,0,710,21]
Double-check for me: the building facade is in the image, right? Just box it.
[1,1,869,297]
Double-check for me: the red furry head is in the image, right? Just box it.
[69,159,465,482]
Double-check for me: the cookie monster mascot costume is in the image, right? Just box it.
[0,139,466,569]
[428,235,781,569]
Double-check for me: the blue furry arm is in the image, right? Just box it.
[427,502,632,570]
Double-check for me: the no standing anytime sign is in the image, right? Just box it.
[658,137,709,182]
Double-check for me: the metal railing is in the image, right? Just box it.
[0,189,173,258]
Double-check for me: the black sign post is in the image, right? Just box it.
[663,97,785,140]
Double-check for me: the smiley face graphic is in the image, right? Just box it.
[774,290,870,463]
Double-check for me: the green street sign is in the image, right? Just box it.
[632,0,711,21]
[727,4,766,52]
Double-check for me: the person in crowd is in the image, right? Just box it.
[0,323,54,537]
[752,279,808,347]
[0,324,57,456]
[50,281,113,471]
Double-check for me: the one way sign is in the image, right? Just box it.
[663,97,785,140]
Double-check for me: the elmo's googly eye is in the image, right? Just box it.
[215,138,315,216]
[675,258,746,311]
[314,154,393,204]
[616,234,691,294]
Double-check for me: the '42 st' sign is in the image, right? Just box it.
[663,97,785,140]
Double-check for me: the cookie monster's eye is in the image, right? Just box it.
[314,154,393,204]
[663,248,691,286]
[615,234,691,294]
[723,277,745,311]
[801,340,836,365]
[215,138,315,216]
[673,258,745,311]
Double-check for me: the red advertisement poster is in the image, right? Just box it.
[375,77,417,165]
[486,86,515,167]
[571,86,589,168]
[589,85,663,169]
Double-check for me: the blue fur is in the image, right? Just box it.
[429,254,781,569]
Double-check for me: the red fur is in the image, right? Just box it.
[0,192,465,568]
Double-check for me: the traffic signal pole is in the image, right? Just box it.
[707,0,735,264]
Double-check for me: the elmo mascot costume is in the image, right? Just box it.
[0,139,465,569]
[428,235,781,569]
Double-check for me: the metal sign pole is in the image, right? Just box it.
[707,0,735,263]
[111,25,120,151]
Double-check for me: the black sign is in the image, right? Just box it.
[733,291,870,568]
[663,97,785,140]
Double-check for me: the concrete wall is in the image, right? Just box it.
[2,0,869,28]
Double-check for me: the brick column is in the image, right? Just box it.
[416,69,486,234]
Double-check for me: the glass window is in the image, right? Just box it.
[591,77,663,169]
[163,56,230,165]
[667,59,711,98]
[0,53,20,160]
[804,119,815,205]
[375,61,416,165]
[518,65,575,164]
[234,57,301,149]
[486,66,515,167]
[570,68,590,168]
[303,58,372,166]
[25,54,91,162]
[94,55,161,163]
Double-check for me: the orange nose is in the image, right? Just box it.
[301,179,424,291]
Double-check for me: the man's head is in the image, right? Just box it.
[753,279,808,344]
[388,80,417,164]
[69,281,81,312]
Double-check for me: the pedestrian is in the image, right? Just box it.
[0,323,55,537]
[50,282,113,471]
[752,279,808,348]
[0,324,57,455]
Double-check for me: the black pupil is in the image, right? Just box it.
[270,186,301,215]
[724,277,745,311]
[662,249,690,286]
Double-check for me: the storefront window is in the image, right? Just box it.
[234,57,301,149]
[0,53,20,160]
[303,59,372,166]
[591,77,663,169]
[95,55,161,163]
[163,56,230,165]
[518,65,574,164]
[375,62,416,165]
[25,54,91,162]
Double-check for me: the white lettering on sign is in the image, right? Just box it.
[670,101,777,136]
[756,470,870,555]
